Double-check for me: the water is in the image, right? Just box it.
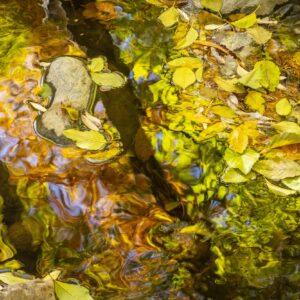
[0,0,299,299]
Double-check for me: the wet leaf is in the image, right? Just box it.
[158,7,179,28]
[54,281,93,300]
[228,125,248,154]
[214,77,244,94]
[224,148,260,175]
[282,176,300,192]
[247,26,272,45]
[253,158,300,180]
[172,67,196,89]
[239,60,280,91]
[201,0,223,12]
[91,72,126,89]
[265,179,296,196]
[88,56,106,73]
[0,272,30,285]
[175,27,198,49]
[63,129,107,151]
[222,168,248,183]
[231,12,257,29]
[245,91,265,114]
[168,57,203,69]
[275,98,292,116]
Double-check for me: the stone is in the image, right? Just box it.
[0,279,55,300]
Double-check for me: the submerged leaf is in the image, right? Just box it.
[54,281,93,300]
[231,12,257,29]
[158,7,179,28]
[275,98,292,116]
[239,60,280,91]
[63,129,107,151]
[172,67,196,89]
[253,158,300,180]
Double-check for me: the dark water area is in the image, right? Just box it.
[0,0,299,299]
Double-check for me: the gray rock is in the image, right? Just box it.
[41,56,93,136]
[221,0,288,15]
[0,279,55,300]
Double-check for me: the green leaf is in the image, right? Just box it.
[91,72,126,89]
[222,168,248,183]
[54,281,93,300]
[247,26,272,45]
[275,98,292,116]
[282,176,300,192]
[201,0,222,12]
[224,148,260,175]
[239,60,280,92]
[88,57,106,73]
[39,83,52,99]
[231,12,257,29]
[214,76,245,93]
[273,121,300,134]
[253,158,300,180]
[172,67,196,89]
[265,179,296,196]
[269,132,300,149]
[0,272,31,285]
[245,91,265,114]
[175,27,198,49]
[168,57,203,69]
[158,7,179,28]
[180,223,211,237]
[63,129,107,151]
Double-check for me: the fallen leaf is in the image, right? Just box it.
[63,129,107,151]
[228,125,248,154]
[253,158,300,180]
[54,281,93,300]
[211,105,236,118]
[88,56,106,73]
[172,67,196,89]
[245,91,265,114]
[214,76,244,93]
[0,272,30,285]
[28,101,47,112]
[282,176,300,192]
[273,121,300,134]
[231,12,257,29]
[275,98,292,116]
[201,0,223,12]
[265,179,296,196]
[158,7,179,28]
[269,133,300,149]
[91,72,126,89]
[247,26,272,44]
[168,57,203,69]
[222,168,248,183]
[175,27,198,49]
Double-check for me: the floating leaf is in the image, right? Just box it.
[175,27,198,49]
[275,98,292,116]
[172,67,196,89]
[91,72,126,89]
[229,125,248,154]
[231,12,257,29]
[269,133,300,149]
[282,176,300,192]
[253,158,300,180]
[158,7,179,28]
[245,91,265,114]
[201,0,222,12]
[211,105,236,118]
[54,281,93,300]
[273,121,300,134]
[0,272,30,285]
[247,26,272,44]
[239,60,280,91]
[168,57,203,69]
[88,57,105,73]
[214,77,244,94]
[224,148,260,175]
[63,129,107,151]
[265,179,296,196]
[222,168,248,183]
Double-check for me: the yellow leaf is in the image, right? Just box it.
[231,12,257,29]
[54,281,93,300]
[0,272,30,285]
[158,7,179,28]
[195,66,203,82]
[229,125,248,153]
[91,72,126,89]
[172,67,196,89]
[265,179,296,196]
[199,122,226,140]
[168,57,203,69]
[214,76,244,93]
[63,129,107,151]
[211,105,236,118]
[201,0,223,12]
[175,27,198,49]
[276,98,292,116]
[88,56,106,73]
[245,91,265,114]
[247,26,272,44]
